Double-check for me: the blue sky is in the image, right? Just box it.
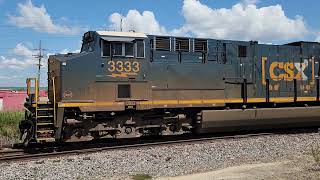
[0,0,319,86]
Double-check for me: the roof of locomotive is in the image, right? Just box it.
[96,31,147,38]
[94,31,320,46]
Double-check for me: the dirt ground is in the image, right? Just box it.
[158,155,320,180]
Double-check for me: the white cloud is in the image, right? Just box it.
[241,0,260,6]
[0,56,34,69]
[0,75,12,80]
[108,0,308,42]
[180,0,308,41]
[8,0,83,35]
[109,10,167,35]
[0,43,50,86]
[12,43,34,57]
[0,43,36,69]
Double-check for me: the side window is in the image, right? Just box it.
[194,39,207,52]
[102,40,110,56]
[125,43,134,57]
[175,38,189,52]
[101,39,145,58]
[113,43,123,56]
[155,37,170,51]
[136,40,145,58]
[238,45,247,57]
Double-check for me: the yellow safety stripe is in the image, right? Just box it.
[57,96,319,108]
[58,102,123,108]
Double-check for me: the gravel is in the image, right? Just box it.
[0,132,320,179]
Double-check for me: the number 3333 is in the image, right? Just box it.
[107,61,140,73]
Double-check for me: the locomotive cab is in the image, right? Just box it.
[95,31,151,106]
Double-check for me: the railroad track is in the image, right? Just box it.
[0,149,25,158]
[0,128,319,163]
[0,129,317,162]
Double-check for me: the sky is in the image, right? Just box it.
[0,0,320,87]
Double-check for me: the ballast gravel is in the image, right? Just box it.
[0,132,320,179]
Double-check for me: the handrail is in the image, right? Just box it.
[52,77,56,126]
[35,79,39,103]
[35,78,38,120]
[26,78,30,95]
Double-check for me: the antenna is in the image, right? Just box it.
[120,16,123,32]
[33,40,46,87]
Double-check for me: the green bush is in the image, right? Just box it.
[0,111,23,139]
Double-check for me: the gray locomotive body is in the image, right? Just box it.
[21,31,320,143]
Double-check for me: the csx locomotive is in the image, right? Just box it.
[20,31,320,144]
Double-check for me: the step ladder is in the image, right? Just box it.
[27,77,57,143]
[35,102,56,142]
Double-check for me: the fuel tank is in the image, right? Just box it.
[197,106,320,133]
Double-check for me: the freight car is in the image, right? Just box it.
[19,31,320,144]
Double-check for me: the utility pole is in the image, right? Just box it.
[120,16,123,32]
[33,40,45,87]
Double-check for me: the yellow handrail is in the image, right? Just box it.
[35,78,39,102]
[26,78,31,95]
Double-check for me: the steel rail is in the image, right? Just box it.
[0,132,281,162]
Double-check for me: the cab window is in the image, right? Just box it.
[125,43,134,56]
[101,39,144,58]
[136,40,145,58]
[102,41,110,56]
[113,43,123,56]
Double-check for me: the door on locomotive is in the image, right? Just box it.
[237,43,254,83]
[99,33,150,104]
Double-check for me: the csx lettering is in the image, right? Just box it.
[107,60,140,73]
[269,60,308,81]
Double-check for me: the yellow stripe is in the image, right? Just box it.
[152,100,178,105]
[247,98,266,103]
[57,96,319,108]
[179,100,203,104]
[270,97,294,102]
[203,99,225,104]
[58,102,123,108]
[297,97,316,101]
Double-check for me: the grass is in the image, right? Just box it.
[311,145,320,166]
[0,111,23,139]
[131,174,152,180]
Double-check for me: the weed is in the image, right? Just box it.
[311,145,320,165]
[132,173,152,180]
[0,111,23,139]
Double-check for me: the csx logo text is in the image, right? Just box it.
[269,60,308,81]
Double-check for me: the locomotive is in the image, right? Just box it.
[19,31,320,144]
